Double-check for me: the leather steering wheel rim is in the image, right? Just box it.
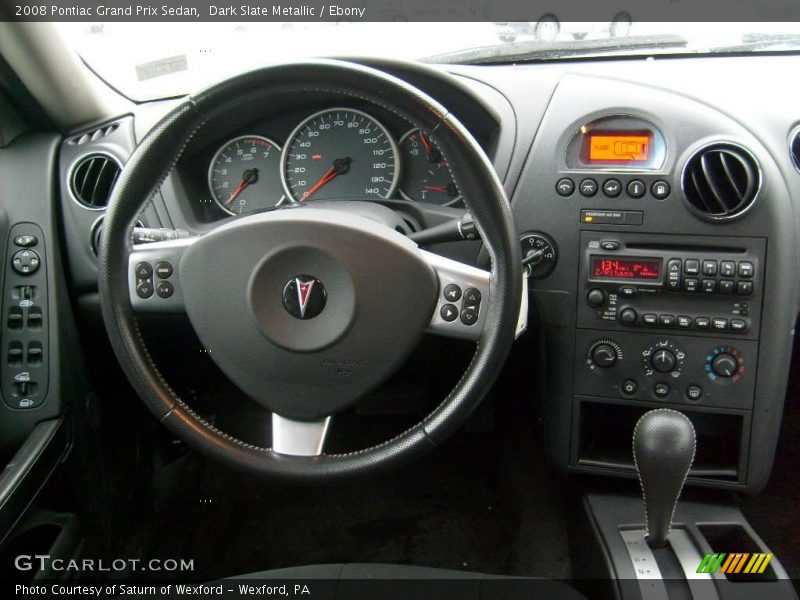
[98,59,522,480]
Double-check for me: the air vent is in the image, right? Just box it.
[70,154,121,209]
[681,143,760,221]
[67,123,120,146]
[791,127,800,171]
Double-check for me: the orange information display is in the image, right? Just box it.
[589,133,651,162]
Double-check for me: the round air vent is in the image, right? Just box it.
[790,126,800,172]
[681,143,760,221]
[70,153,121,209]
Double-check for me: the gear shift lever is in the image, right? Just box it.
[632,409,696,548]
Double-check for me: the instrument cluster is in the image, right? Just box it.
[202,106,462,216]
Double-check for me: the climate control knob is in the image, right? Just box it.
[591,343,618,368]
[711,353,739,378]
[651,349,677,373]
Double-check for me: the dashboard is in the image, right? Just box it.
[36,54,800,494]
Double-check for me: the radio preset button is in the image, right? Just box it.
[718,279,734,295]
[736,281,753,296]
[602,179,622,197]
[658,314,676,327]
[627,179,646,198]
[737,261,754,278]
[620,308,637,325]
[712,317,729,331]
[586,288,606,308]
[676,316,693,328]
[579,178,598,196]
[720,261,736,277]
[702,260,718,276]
[642,313,658,327]
[701,279,717,294]
[556,178,575,196]
[684,259,700,275]
[619,286,637,298]
[666,259,682,291]
[683,278,699,293]
[695,317,711,329]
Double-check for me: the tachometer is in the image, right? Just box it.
[281,108,399,203]
[399,128,461,205]
[208,135,285,215]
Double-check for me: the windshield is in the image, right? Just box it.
[56,22,800,101]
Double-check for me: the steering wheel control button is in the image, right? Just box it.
[621,379,638,395]
[136,281,154,299]
[686,385,704,402]
[155,261,174,279]
[135,262,153,280]
[460,308,479,326]
[555,178,575,197]
[440,304,458,322]
[13,235,38,247]
[651,180,671,199]
[579,178,598,197]
[282,276,327,320]
[626,179,646,198]
[586,288,606,308]
[654,382,671,398]
[602,178,622,197]
[11,249,40,275]
[443,284,462,302]
[156,281,174,298]
[463,288,481,307]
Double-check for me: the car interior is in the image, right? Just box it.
[0,19,798,600]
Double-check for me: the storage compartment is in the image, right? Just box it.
[698,524,778,581]
[575,400,745,481]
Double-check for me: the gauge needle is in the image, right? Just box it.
[419,132,442,164]
[424,183,459,196]
[301,157,351,201]
[424,185,449,192]
[226,169,259,206]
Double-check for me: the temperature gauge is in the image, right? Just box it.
[398,129,461,205]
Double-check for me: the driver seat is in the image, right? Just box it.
[234,563,587,599]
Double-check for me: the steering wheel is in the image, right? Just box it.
[98,60,522,480]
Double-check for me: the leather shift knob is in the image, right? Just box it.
[632,409,696,548]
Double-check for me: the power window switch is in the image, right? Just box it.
[27,308,43,329]
[8,342,24,367]
[27,343,43,366]
[13,381,37,397]
[7,308,24,330]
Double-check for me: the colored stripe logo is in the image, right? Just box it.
[697,553,773,574]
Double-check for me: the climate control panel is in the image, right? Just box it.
[575,329,756,410]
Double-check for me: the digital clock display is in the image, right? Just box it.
[591,257,662,280]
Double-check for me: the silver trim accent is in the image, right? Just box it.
[619,529,669,600]
[789,123,800,173]
[206,134,285,215]
[397,128,462,206]
[128,236,197,313]
[679,140,763,223]
[67,151,123,212]
[668,529,716,600]
[272,414,331,456]
[280,107,400,203]
[422,249,491,342]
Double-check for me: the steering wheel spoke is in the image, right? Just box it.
[272,414,331,456]
[128,236,198,313]
[421,249,491,342]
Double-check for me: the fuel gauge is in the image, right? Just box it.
[398,129,461,205]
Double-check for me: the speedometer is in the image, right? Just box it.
[281,108,399,203]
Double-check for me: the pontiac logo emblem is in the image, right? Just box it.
[282,275,326,319]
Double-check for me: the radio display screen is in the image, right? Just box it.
[585,131,652,164]
[591,257,662,281]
